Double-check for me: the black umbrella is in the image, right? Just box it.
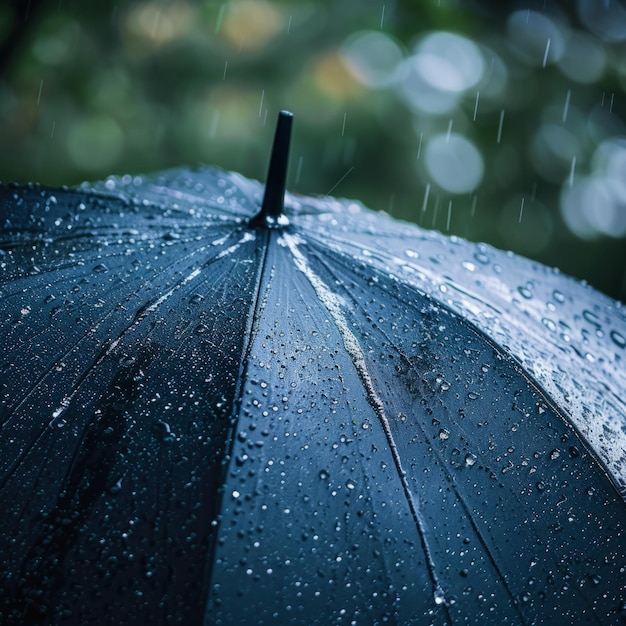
[1,111,625,625]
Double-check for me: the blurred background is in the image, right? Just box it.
[1,0,625,301]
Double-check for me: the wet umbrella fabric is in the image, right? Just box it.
[1,116,626,624]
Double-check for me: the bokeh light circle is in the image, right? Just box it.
[342,31,403,88]
[425,133,484,193]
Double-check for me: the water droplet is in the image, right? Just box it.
[611,330,626,349]
[434,585,446,605]
[582,309,601,328]
[464,453,477,467]
[346,479,356,490]
[319,469,329,480]
[550,449,560,460]
[439,428,450,441]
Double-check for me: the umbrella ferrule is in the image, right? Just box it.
[250,110,293,229]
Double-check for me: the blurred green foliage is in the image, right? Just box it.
[1,0,625,301]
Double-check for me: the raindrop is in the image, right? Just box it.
[319,469,329,480]
[611,330,626,349]
[583,309,601,328]
[464,453,477,467]
[474,251,489,265]
[550,449,561,460]
[438,428,450,441]
[346,479,356,490]
[434,585,446,605]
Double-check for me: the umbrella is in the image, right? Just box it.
[1,111,625,625]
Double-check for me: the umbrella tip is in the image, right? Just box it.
[251,110,293,229]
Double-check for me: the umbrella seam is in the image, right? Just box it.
[280,232,453,621]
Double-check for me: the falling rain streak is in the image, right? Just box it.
[497,110,505,144]
[446,200,452,231]
[473,92,480,121]
[542,38,551,67]
[562,90,571,123]
[325,166,354,197]
[37,80,43,105]
[214,4,225,33]
[421,183,430,213]
[568,156,576,187]
[210,111,220,139]
[431,197,440,228]
[519,197,525,223]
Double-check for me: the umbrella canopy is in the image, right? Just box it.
[1,112,625,625]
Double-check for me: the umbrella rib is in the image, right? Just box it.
[280,232,452,619]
